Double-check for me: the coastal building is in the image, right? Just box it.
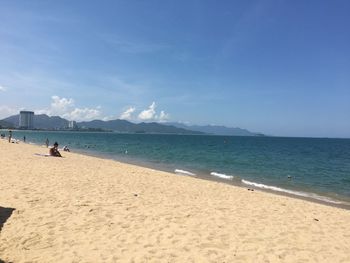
[68,120,77,129]
[19,111,34,129]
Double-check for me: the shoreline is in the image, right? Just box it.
[1,139,350,262]
[7,136,350,210]
[38,141,350,210]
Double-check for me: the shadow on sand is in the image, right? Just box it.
[0,206,15,263]
[0,206,15,233]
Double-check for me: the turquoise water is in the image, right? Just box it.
[8,130,350,206]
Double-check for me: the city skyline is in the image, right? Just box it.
[1,1,349,138]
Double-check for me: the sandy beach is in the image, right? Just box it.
[0,139,350,262]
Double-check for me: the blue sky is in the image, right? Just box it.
[0,0,349,137]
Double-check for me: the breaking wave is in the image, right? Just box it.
[174,169,196,176]
[241,179,343,205]
[210,172,234,180]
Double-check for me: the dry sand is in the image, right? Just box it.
[0,139,350,263]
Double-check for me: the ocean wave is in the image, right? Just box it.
[210,172,234,180]
[241,179,343,205]
[174,169,196,176]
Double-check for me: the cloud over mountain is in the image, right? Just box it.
[138,102,169,122]
[120,107,136,120]
[37,95,102,121]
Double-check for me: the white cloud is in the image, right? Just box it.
[120,107,136,120]
[37,95,102,121]
[68,108,101,121]
[0,106,18,119]
[0,85,8,92]
[35,109,49,115]
[50,95,75,115]
[137,102,170,122]
[159,110,170,122]
[138,102,157,121]
[102,115,115,121]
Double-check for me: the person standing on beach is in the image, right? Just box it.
[8,130,12,143]
[46,138,49,148]
[23,136,26,142]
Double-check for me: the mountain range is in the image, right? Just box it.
[167,122,261,136]
[2,114,70,130]
[78,119,202,134]
[0,114,262,136]
[0,119,14,129]
[0,114,201,134]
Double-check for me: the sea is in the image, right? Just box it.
[6,130,350,208]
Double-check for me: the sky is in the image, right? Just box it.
[0,0,349,138]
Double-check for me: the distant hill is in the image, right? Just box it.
[1,114,259,135]
[78,119,134,132]
[1,114,203,134]
[0,119,14,129]
[1,115,19,127]
[78,119,203,134]
[167,122,262,136]
[2,114,69,129]
[34,114,69,129]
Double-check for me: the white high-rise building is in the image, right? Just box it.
[68,120,77,129]
[19,111,34,129]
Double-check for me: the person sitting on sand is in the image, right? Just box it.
[50,142,62,157]
[63,145,70,152]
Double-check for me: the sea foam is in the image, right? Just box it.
[241,179,343,204]
[210,172,234,180]
[174,169,196,176]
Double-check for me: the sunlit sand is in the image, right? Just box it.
[1,139,350,262]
